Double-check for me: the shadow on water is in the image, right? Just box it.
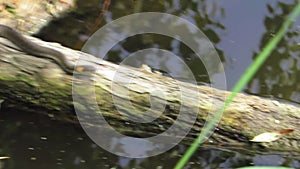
[2,0,300,168]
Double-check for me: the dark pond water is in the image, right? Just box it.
[0,110,299,169]
[1,0,300,169]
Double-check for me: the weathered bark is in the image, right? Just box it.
[0,35,299,153]
[0,0,75,34]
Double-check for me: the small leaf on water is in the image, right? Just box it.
[0,156,10,160]
[250,129,294,143]
[250,132,281,142]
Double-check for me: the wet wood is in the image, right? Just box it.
[0,35,299,153]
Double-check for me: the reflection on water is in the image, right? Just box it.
[5,0,300,168]
[245,1,300,105]
[0,110,299,169]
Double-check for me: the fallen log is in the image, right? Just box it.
[0,34,299,153]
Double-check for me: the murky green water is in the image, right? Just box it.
[1,0,300,168]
